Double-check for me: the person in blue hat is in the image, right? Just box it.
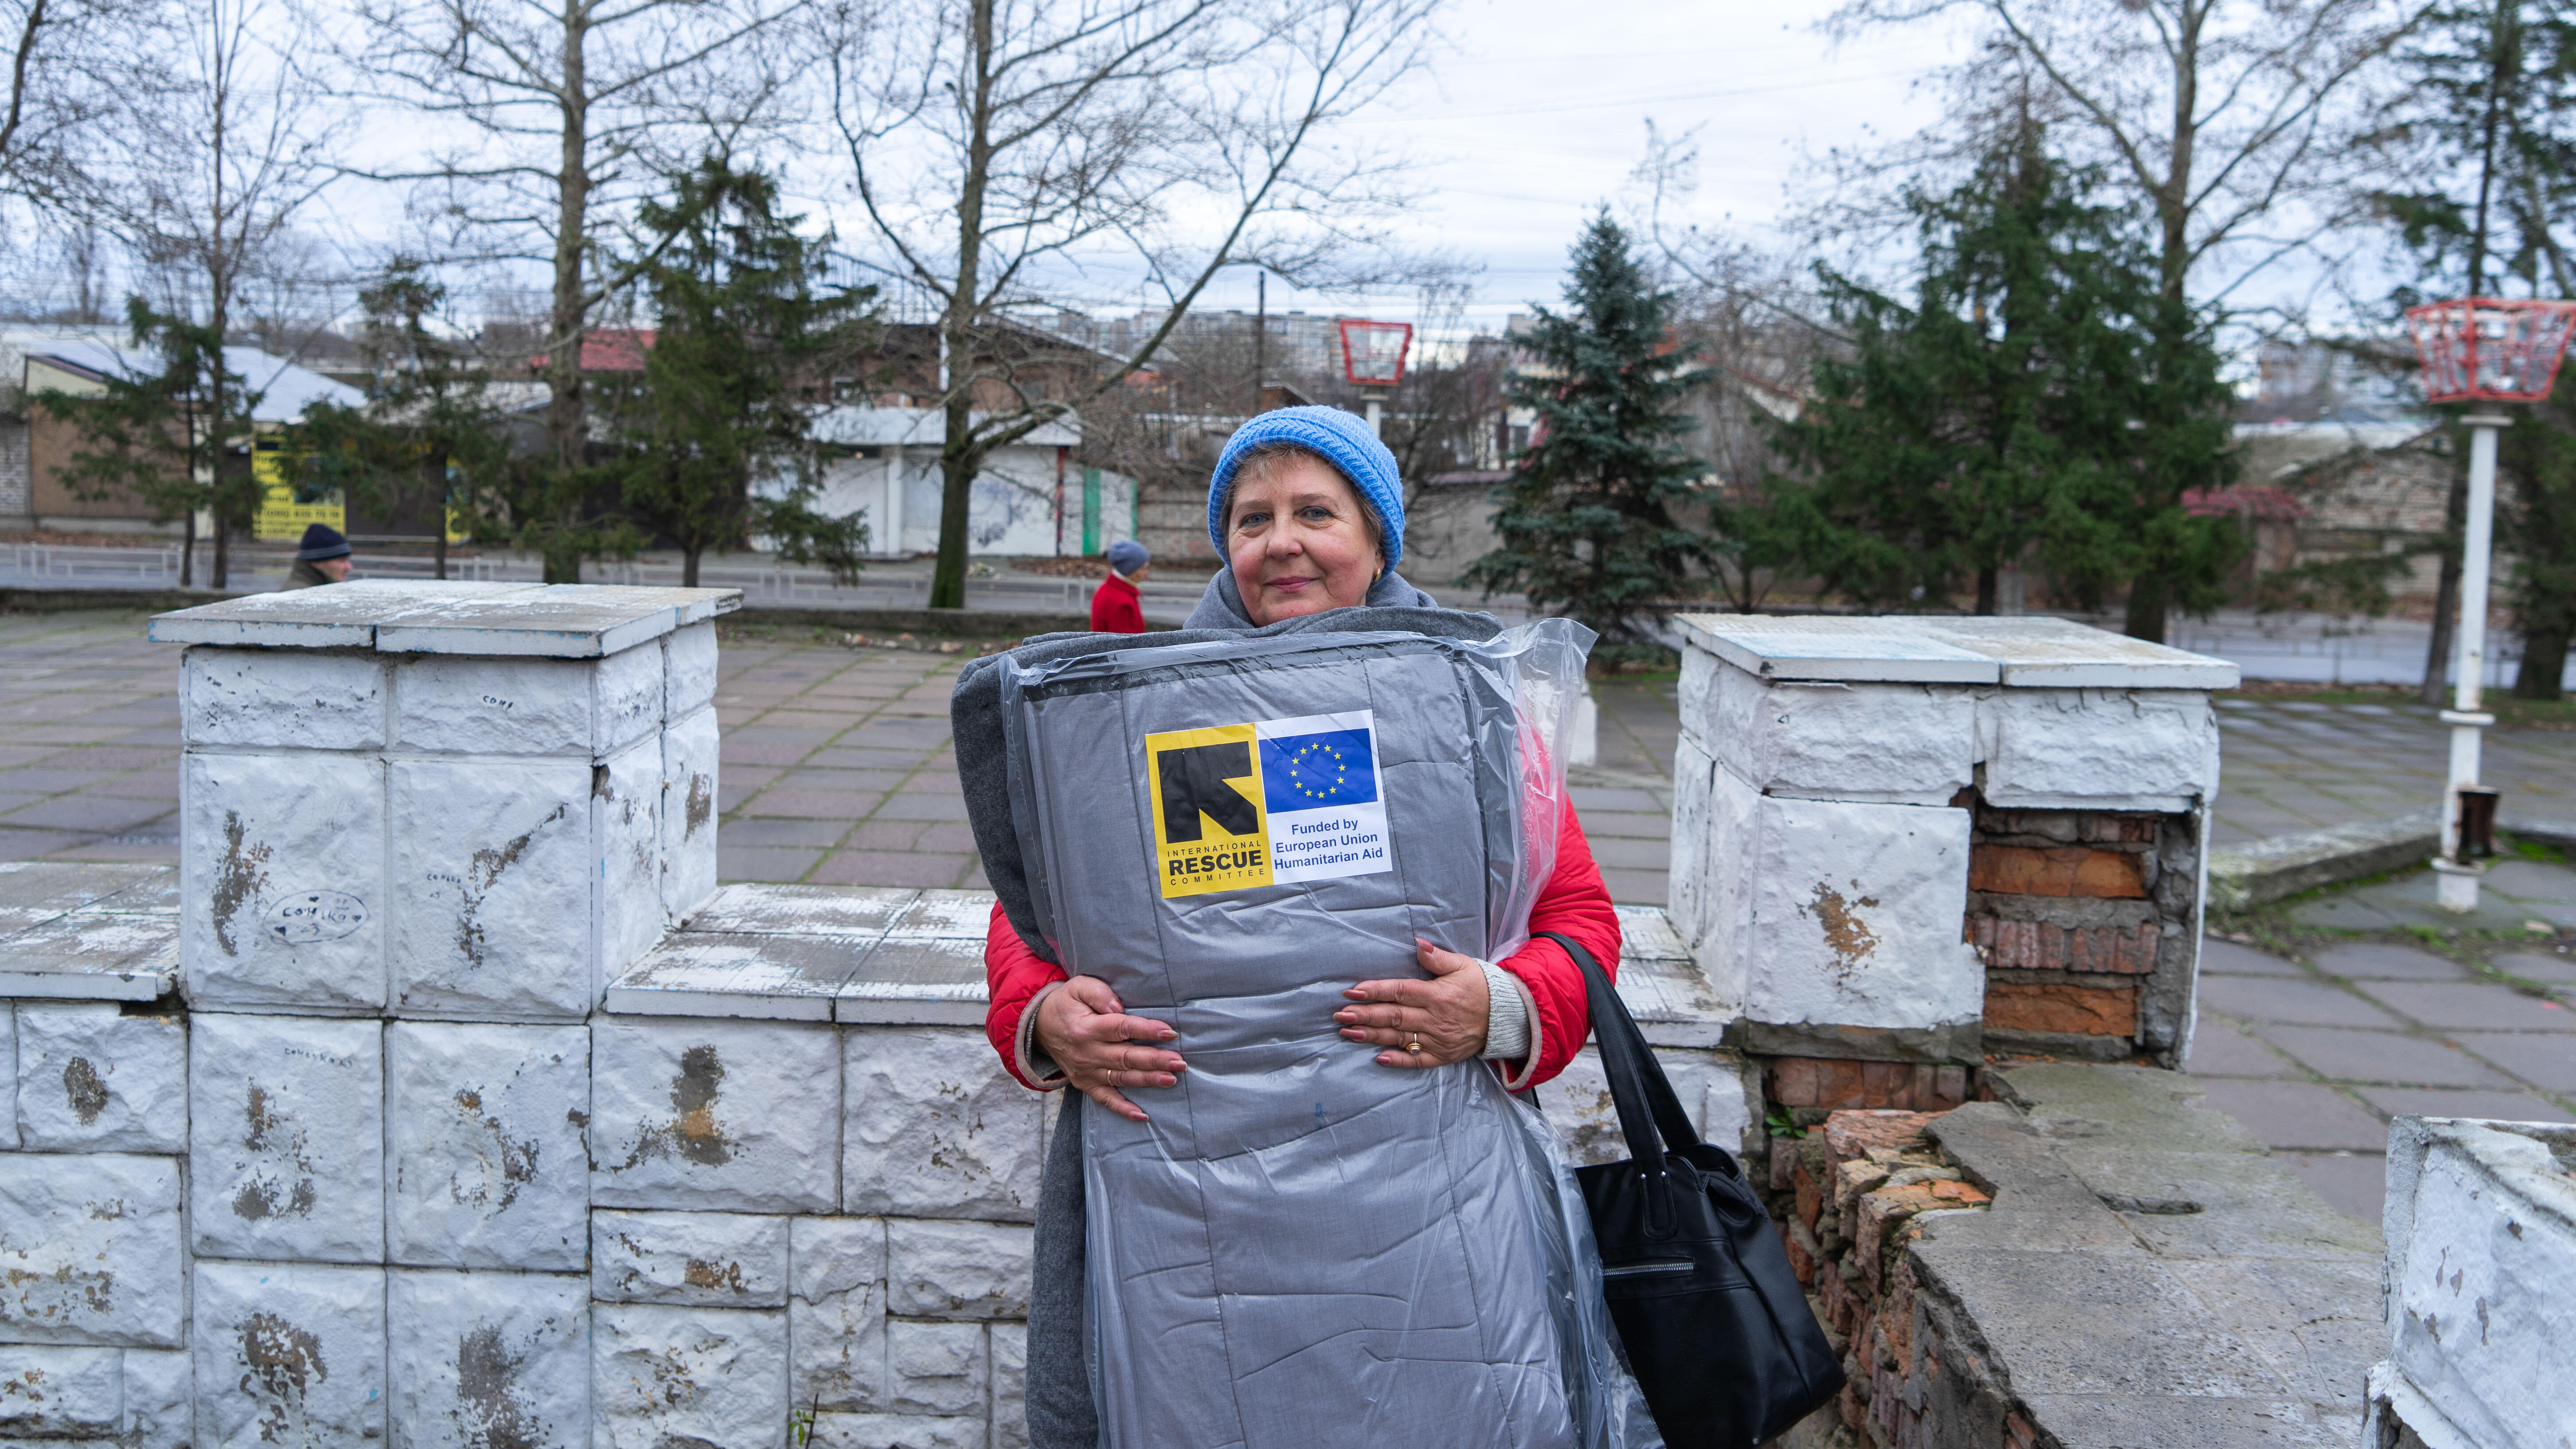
[283,524,353,589]
[1088,539,1152,634]
[1183,404,1438,628]
[978,404,1626,1447]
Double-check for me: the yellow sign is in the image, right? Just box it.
[1145,723,1272,898]
[251,446,344,541]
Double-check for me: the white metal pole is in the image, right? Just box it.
[2435,413,2509,912]
[1364,393,1384,439]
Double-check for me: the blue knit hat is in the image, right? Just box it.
[1206,406,1405,567]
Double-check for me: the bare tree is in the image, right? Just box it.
[0,0,136,200]
[1820,0,2413,304]
[1819,0,2417,638]
[352,0,798,578]
[1629,123,1844,611]
[52,0,343,584]
[821,0,1441,608]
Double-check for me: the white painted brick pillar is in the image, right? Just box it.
[2368,1116,2576,1449]
[158,582,732,1017]
[1666,615,2233,1085]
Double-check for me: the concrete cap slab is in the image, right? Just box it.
[0,862,178,998]
[835,933,987,1025]
[682,883,920,937]
[0,909,177,999]
[145,580,545,647]
[1674,614,1999,684]
[1675,612,2239,689]
[1910,616,2242,689]
[603,931,877,1022]
[149,581,741,657]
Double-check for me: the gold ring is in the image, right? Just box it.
[1406,1039,1422,1054]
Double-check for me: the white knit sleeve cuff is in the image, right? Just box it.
[1012,981,1072,1091]
[1479,959,1531,1062]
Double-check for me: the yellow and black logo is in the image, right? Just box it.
[1145,723,1273,898]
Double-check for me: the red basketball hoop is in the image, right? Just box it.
[2403,297,2576,403]
[1338,318,1412,387]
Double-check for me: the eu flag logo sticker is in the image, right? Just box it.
[1143,709,1390,897]
[1255,710,1390,885]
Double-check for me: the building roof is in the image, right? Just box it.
[808,405,1080,448]
[28,341,365,423]
[527,328,656,374]
[2183,485,2307,521]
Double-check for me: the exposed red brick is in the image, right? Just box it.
[1968,844,2146,898]
[1856,1182,1949,1290]
[1984,980,2139,1036]
[1968,916,2159,973]
[1783,1218,1819,1286]
[1882,1265,1917,1375]
[1769,1060,1970,1112]
[1872,1359,1904,1444]
[1821,1109,1941,1170]
[1796,1161,1824,1233]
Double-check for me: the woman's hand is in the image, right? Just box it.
[1033,976,1185,1122]
[1336,939,1489,1068]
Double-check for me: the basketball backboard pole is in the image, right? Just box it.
[1337,318,1412,440]
[2403,298,2576,912]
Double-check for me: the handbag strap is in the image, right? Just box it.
[1535,930,1703,1166]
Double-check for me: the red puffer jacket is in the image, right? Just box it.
[981,798,1621,1093]
[1088,574,1147,634]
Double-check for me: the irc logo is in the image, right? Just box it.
[1143,710,1390,900]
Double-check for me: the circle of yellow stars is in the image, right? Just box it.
[1289,740,1351,799]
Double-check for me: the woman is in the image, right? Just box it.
[1086,538,1151,634]
[973,405,1622,1446]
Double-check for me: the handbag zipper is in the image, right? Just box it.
[1600,1259,1693,1280]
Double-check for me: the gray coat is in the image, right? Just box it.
[951,569,1502,1447]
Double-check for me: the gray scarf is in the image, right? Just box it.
[1181,565,1443,629]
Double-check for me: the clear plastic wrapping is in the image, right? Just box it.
[1001,619,1640,1449]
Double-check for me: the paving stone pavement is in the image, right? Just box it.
[2186,926,2576,1225]
[2213,695,2576,845]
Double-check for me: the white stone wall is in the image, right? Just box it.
[177,619,722,1017]
[2367,1116,2576,1449]
[0,995,1051,1446]
[0,599,1042,1449]
[1670,617,2227,1046]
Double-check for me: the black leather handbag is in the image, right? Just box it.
[1534,931,1846,1449]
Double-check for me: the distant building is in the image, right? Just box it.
[799,406,1136,559]
[2244,338,2424,427]
[5,332,363,535]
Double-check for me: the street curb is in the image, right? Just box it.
[2208,809,2576,910]
[2208,810,2439,910]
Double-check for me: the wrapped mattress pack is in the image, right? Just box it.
[1001,621,1629,1449]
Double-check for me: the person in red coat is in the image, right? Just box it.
[1085,539,1150,634]
[986,418,1618,1122]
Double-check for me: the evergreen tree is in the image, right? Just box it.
[1757,130,2241,616]
[31,299,262,588]
[286,258,520,572]
[2365,0,2576,699]
[1465,211,1709,665]
[2500,393,2576,697]
[606,158,877,587]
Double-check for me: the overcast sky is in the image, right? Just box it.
[1170,0,1965,330]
